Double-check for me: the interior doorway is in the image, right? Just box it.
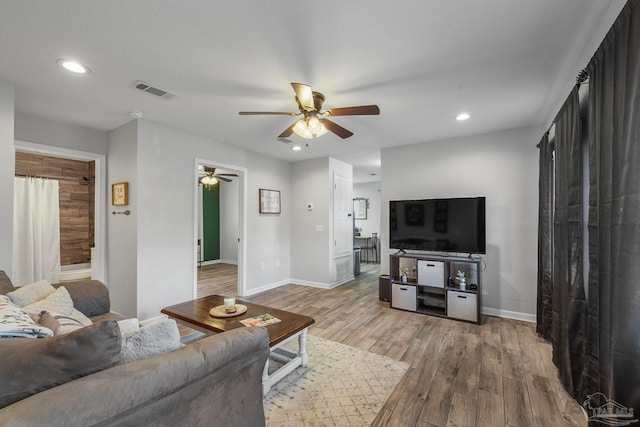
[14,140,107,283]
[193,159,247,298]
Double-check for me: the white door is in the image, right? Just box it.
[333,173,352,258]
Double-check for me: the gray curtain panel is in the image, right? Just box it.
[586,0,640,416]
[551,86,588,400]
[536,132,553,341]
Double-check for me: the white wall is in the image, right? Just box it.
[15,111,108,155]
[244,151,291,292]
[0,81,15,274]
[107,120,138,317]
[381,125,542,321]
[219,179,239,263]
[353,181,381,236]
[291,157,330,285]
[133,120,291,319]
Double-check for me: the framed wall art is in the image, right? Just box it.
[112,182,129,206]
[259,189,281,214]
[353,197,368,220]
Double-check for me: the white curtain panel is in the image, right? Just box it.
[12,177,61,286]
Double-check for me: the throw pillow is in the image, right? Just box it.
[21,286,74,317]
[6,280,56,307]
[37,310,92,335]
[120,318,181,364]
[0,320,122,409]
[0,296,53,338]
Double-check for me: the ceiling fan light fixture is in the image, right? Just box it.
[293,119,314,139]
[315,122,329,137]
[308,116,320,131]
[201,175,218,186]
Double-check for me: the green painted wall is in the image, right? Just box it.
[202,184,220,261]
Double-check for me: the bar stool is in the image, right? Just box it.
[361,233,378,263]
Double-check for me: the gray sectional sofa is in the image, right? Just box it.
[0,271,269,427]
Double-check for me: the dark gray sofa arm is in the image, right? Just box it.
[53,280,110,317]
[0,326,270,427]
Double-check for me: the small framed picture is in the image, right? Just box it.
[353,198,368,220]
[112,182,129,206]
[259,189,280,214]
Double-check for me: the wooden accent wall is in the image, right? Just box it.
[15,152,95,266]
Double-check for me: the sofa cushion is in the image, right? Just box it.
[6,280,56,307]
[0,320,122,409]
[0,296,53,338]
[120,318,181,364]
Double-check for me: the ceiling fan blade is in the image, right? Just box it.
[239,111,299,116]
[278,123,295,138]
[322,119,354,139]
[203,166,216,173]
[215,173,239,177]
[291,83,315,111]
[216,176,232,183]
[325,105,380,116]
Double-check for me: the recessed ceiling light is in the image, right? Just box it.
[291,145,302,151]
[456,113,470,121]
[57,59,90,74]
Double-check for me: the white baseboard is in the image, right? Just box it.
[243,279,291,297]
[482,307,536,323]
[200,259,238,266]
[243,275,355,296]
[290,276,354,290]
[139,314,169,326]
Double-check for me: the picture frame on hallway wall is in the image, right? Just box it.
[112,182,129,206]
[354,197,368,220]
[259,188,280,214]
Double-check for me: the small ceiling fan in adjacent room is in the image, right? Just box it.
[198,166,238,188]
[239,83,380,140]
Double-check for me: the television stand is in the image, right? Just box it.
[389,253,481,324]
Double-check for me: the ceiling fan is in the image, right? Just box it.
[239,83,380,139]
[198,166,238,186]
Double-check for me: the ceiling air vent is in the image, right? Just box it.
[131,80,178,100]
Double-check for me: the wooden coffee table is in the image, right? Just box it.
[161,295,315,394]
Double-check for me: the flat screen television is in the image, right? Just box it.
[389,197,486,254]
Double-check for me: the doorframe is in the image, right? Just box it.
[14,140,107,283]
[193,158,247,297]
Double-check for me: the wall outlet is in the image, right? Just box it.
[260,262,266,271]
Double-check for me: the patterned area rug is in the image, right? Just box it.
[263,334,409,427]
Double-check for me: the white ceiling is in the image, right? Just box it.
[0,1,625,183]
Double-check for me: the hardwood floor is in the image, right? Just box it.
[197,263,238,297]
[197,263,586,427]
